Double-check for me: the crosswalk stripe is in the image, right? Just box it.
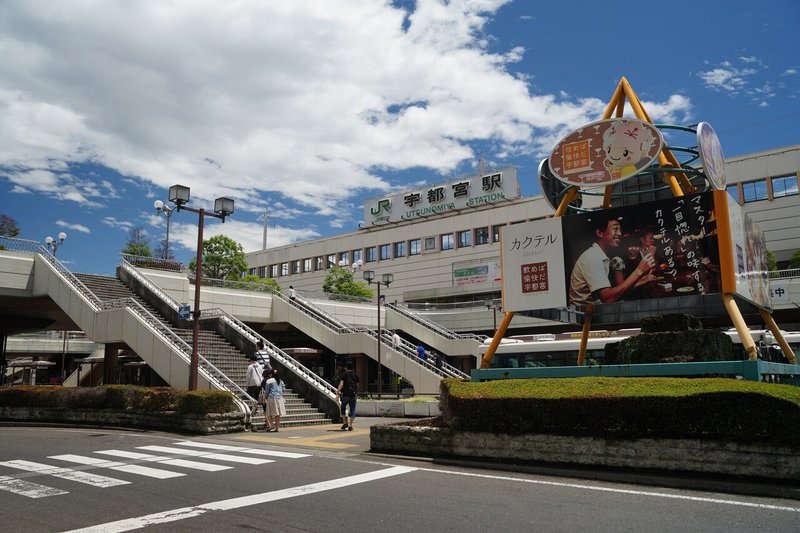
[49,454,185,479]
[0,460,130,488]
[136,446,273,465]
[94,450,232,472]
[0,475,67,498]
[171,441,311,459]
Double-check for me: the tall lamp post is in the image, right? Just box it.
[153,200,175,259]
[44,232,67,256]
[363,270,393,399]
[485,298,500,331]
[167,184,234,390]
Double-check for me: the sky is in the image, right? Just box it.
[1,0,798,276]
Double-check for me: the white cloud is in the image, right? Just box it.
[56,220,91,234]
[0,0,690,231]
[697,67,756,92]
[782,68,798,76]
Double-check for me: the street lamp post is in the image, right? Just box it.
[364,270,393,399]
[153,200,175,259]
[167,185,234,390]
[44,232,67,256]
[485,298,500,331]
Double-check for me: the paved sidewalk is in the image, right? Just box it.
[225,417,406,453]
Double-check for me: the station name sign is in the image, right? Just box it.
[364,168,520,226]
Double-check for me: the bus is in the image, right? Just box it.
[480,328,800,369]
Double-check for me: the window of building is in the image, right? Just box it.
[352,249,362,264]
[379,243,391,260]
[326,254,336,269]
[440,233,454,250]
[726,184,740,203]
[303,258,312,273]
[338,251,349,267]
[424,236,437,253]
[394,241,406,257]
[258,266,266,278]
[269,264,278,278]
[457,230,472,248]
[365,246,377,262]
[475,227,489,245]
[742,178,768,203]
[492,224,503,243]
[409,239,421,256]
[291,260,300,275]
[248,268,257,276]
[280,262,289,276]
[772,174,798,198]
[315,256,324,271]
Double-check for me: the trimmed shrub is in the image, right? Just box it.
[617,330,734,363]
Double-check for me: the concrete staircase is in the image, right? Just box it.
[72,273,333,427]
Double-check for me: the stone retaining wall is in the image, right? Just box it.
[0,407,245,435]
[370,422,800,481]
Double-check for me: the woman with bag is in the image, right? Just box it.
[264,368,287,432]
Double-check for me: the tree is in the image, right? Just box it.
[766,250,777,272]
[322,266,373,298]
[789,250,800,269]
[0,215,20,238]
[121,226,152,257]
[153,238,175,261]
[189,234,247,280]
[241,274,281,293]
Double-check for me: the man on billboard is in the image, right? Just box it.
[568,214,657,306]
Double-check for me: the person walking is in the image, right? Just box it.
[336,362,359,431]
[416,344,426,362]
[245,355,264,420]
[264,368,287,432]
[254,340,272,373]
[288,285,296,300]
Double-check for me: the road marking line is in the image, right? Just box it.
[0,475,68,498]
[64,466,416,532]
[0,460,130,488]
[416,467,800,513]
[170,441,311,458]
[94,450,233,472]
[49,454,185,479]
[235,434,358,449]
[136,446,273,465]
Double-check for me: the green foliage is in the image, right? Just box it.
[189,234,247,280]
[241,274,281,292]
[0,385,235,415]
[440,377,800,444]
[121,226,152,257]
[0,214,20,238]
[322,266,373,297]
[617,330,734,363]
[790,249,800,269]
[766,249,778,271]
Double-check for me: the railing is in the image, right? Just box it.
[378,330,468,379]
[386,302,488,343]
[769,268,800,280]
[120,254,184,272]
[121,257,337,400]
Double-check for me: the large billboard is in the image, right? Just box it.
[501,191,771,313]
[363,168,520,226]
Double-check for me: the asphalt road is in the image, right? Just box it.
[1,421,798,532]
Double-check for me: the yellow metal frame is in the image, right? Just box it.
[482,77,793,369]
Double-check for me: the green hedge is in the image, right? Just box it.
[440,377,800,445]
[0,386,236,415]
[616,330,734,363]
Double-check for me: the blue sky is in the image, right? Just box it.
[1,0,798,276]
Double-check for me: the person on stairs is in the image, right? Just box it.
[264,368,287,432]
[245,355,264,424]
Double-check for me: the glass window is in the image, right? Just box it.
[409,239,421,256]
[303,258,312,273]
[258,266,265,278]
[394,241,406,257]
[440,233,454,250]
[379,244,391,260]
[338,251,349,266]
[326,254,336,269]
[315,256,324,271]
[269,264,278,278]
[492,224,503,243]
[365,246,377,262]
[742,179,768,203]
[726,184,739,203]
[424,236,437,252]
[291,260,300,274]
[772,174,798,198]
[352,249,362,264]
[280,262,289,276]
[475,227,489,245]
[457,230,471,248]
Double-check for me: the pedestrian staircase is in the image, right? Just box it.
[72,272,333,428]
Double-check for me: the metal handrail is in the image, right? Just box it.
[387,302,487,342]
[379,330,468,379]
